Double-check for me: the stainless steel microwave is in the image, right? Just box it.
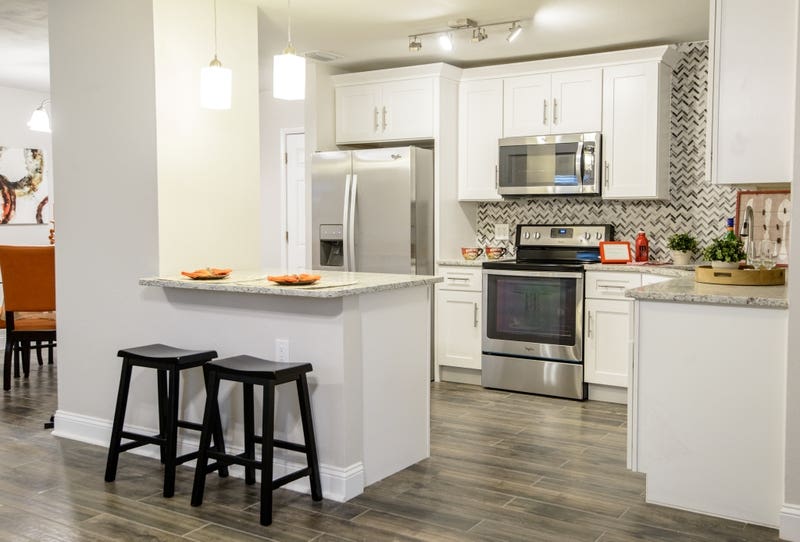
[498,132,601,196]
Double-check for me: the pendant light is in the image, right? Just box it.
[28,99,51,133]
[273,0,305,101]
[201,0,232,110]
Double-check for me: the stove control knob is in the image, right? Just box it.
[596,232,603,240]
[584,232,592,240]
[534,232,541,240]
[524,232,530,240]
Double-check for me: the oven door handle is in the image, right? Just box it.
[482,269,584,280]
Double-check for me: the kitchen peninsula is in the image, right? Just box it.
[133,271,441,502]
[627,277,788,527]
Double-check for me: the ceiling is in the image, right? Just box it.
[0,0,709,93]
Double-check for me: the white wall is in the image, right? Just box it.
[48,0,261,426]
[153,0,261,275]
[259,91,303,268]
[0,85,53,246]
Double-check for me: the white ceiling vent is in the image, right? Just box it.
[304,50,343,62]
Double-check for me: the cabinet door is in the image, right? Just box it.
[584,298,633,387]
[709,0,795,184]
[436,290,482,370]
[503,74,550,137]
[335,84,382,144]
[381,78,434,141]
[602,63,670,200]
[550,69,602,134]
[458,79,503,201]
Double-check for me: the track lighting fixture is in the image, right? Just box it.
[406,17,522,53]
[471,27,487,43]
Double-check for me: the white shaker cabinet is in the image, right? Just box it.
[335,78,434,144]
[602,62,671,200]
[585,298,634,388]
[707,0,796,184]
[458,79,503,201]
[503,69,602,137]
[436,266,482,371]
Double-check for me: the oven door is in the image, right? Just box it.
[482,268,584,362]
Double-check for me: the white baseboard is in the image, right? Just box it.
[780,504,800,541]
[588,383,627,405]
[438,366,481,386]
[53,409,364,503]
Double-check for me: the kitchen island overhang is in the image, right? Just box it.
[62,271,440,503]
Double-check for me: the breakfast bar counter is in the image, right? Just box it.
[108,271,441,503]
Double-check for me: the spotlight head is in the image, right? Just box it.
[471,27,487,43]
[507,22,522,43]
[408,36,422,52]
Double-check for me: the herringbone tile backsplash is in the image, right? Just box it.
[477,41,739,261]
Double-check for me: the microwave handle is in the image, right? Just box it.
[576,141,584,184]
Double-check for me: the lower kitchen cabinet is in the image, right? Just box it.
[436,289,482,370]
[584,297,634,388]
[436,265,483,377]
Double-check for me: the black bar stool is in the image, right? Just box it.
[191,355,323,526]
[104,344,229,497]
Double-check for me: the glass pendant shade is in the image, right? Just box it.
[28,107,51,133]
[201,60,232,110]
[273,51,305,100]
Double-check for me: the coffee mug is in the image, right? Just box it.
[485,246,507,260]
[461,247,483,260]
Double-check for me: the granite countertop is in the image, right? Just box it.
[140,270,442,299]
[438,258,514,267]
[626,276,788,308]
[584,263,695,277]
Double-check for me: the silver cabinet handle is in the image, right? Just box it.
[382,106,388,130]
[587,311,593,339]
[473,302,479,328]
[604,161,610,189]
[374,107,380,132]
[543,99,548,125]
[553,98,559,125]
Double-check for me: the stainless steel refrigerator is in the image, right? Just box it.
[311,146,433,275]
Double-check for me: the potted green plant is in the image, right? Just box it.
[667,233,698,265]
[702,236,747,269]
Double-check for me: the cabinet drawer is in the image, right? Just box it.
[585,272,641,299]
[438,266,482,291]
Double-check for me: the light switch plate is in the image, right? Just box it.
[494,223,510,241]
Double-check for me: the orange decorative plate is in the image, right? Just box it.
[267,273,321,286]
[181,267,232,280]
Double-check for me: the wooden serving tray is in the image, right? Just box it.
[695,266,786,286]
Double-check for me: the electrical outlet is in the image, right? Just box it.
[494,223,510,241]
[275,339,289,362]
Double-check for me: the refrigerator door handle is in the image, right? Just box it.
[348,174,358,271]
[342,174,352,271]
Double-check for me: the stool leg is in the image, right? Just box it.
[105,359,134,482]
[191,369,220,507]
[260,382,275,526]
[36,341,44,366]
[3,339,12,391]
[243,382,256,485]
[163,367,181,498]
[156,369,168,464]
[21,341,31,377]
[48,342,54,364]
[297,374,323,501]
[205,367,228,478]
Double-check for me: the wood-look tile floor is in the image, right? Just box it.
[0,365,783,541]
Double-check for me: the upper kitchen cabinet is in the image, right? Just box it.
[458,78,503,201]
[602,61,672,200]
[707,0,796,184]
[335,76,434,144]
[503,69,602,137]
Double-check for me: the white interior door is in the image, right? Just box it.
[284,131,306,271]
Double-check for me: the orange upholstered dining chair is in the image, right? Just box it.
[0,246,56,391]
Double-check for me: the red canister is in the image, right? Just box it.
[635,231,649,262]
